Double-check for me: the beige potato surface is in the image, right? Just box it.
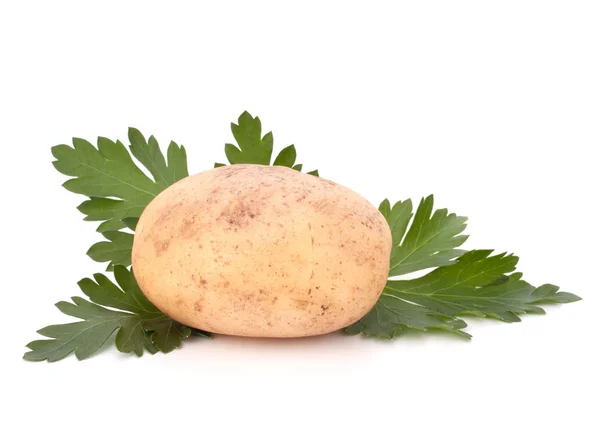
[132,164,391,337]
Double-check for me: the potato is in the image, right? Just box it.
[132,164,392,337]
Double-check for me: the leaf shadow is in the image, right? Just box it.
[198,330,351,350]
[384,328,472,343]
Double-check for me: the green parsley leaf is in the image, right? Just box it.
[221,111,319,175]
[52,130,188,233]
[86,231,133,270]
[76,197,142,232]
[128,128,188,187]
[78,265,158,315]
[23,266,204,362]
[144,318,194,353]
[528,284,583,304]
[273,144,297,167]
[121,217,139,231]
[24,297,131,362]
[391,250,581,322]
[346,250,581,338]
[344,295,469,339]
[383,195,469,277]
[225,111,274,165]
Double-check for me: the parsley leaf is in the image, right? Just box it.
[87,231,133,270]
[52,130,188,233]
[23,266,203,362]
[391,250,581,322]
[273,144,297,167]
[382,196,469,277]
[346,249,581,338]
[128,128,188,187]
[346,197,580,339]
[122,217,139,231]
[344,295,469,339]
[218,111,319,175]
[225,111,274,165]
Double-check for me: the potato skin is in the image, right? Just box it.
[132,164,391,337]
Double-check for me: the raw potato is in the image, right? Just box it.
[132,165,392,337]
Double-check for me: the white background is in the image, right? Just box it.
[1,1,598,423]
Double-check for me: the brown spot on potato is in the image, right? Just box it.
[296,192,308,202]
[154,240,170,256]
[219,199,260,227]
[179,217,197,238]
[194,301,203,312]
[294,299,309,309]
